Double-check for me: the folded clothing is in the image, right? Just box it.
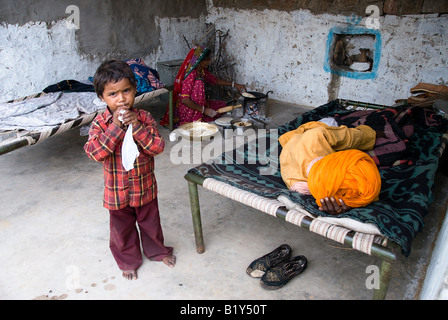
[43,80,94,93]
[125,59,165,94]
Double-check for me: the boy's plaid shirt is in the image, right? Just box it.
[84,107,165,210]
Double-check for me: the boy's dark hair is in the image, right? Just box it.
[93,60,136,98]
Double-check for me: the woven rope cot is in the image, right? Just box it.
[182,99,448,299]
[203,177,388,256]
[0,87,173,156]
[185,173,397,300]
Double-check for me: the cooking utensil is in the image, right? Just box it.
[215,117,233,126]
[231,118,254,135]
[217,104,242,113]
[242,92,256,99]
[243,91,273,101]
[242,91,272,120]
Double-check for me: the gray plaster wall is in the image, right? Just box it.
[0,0,208,100]
[1,0,447,106]
[206,6,448,106]
[1,0,206,58]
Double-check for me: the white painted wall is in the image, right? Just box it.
[156,15,209,61]
[420,208,448,300]
[206,5,448,107]
[1,3,447,108]
[0,16,206,102]
[0,20,97,101]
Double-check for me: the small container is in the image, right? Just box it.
[215,117,234,139]
[231,118,254,135]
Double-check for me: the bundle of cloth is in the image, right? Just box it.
[125,59,165,94]
[0,91,106,132]
[279,120,381,209]
[279,101,446,214]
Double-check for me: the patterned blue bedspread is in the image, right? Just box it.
[189,100,448,256]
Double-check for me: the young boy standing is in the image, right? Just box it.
[84,60,175,280]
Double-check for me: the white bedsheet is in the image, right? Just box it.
[0,92,106,131]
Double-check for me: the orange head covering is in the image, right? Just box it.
[307,149,381,208]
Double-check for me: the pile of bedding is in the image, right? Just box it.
[0,58,165,133]
[0,92,106,132]
[125,59,165,94]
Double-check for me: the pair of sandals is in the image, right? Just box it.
[246,244,307,290]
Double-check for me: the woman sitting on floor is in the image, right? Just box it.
[160,45,246,127]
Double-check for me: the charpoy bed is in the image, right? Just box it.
[184,99,448,299]
[0,58,178,156]
[0,86,174,156]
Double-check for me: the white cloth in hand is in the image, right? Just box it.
[122,124,140,171]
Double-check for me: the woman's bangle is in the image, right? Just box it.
[202,106,205,114]
[232,81,235,88]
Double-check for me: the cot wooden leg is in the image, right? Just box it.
[187,180,205,254]
[373,259,394,300]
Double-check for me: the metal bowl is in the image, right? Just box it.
[231,118,254,135]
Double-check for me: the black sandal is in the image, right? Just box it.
[246,244,292,278]
[260,255,307,290]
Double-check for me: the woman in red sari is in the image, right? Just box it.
[161,45,246,127]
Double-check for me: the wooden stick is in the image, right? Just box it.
[217,104,242,114]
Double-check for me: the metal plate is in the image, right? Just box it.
[177,122,219,140]
[215,117,234,126]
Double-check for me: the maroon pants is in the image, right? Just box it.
[109,198,173,271]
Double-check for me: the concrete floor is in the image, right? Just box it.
[0,98,447,300]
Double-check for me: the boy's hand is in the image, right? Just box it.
[113,108,139,128]
[112,108,125,127]
[121,109,139,128]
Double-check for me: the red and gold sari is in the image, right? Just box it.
[160,45,225,127]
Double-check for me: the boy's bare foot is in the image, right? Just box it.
[162,255,176,268]
[122,270,138,280]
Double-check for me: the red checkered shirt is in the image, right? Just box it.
[84,107,165,210]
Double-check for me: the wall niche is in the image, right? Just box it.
[324,27,382,80]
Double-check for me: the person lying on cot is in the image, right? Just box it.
[279,117,382,215]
